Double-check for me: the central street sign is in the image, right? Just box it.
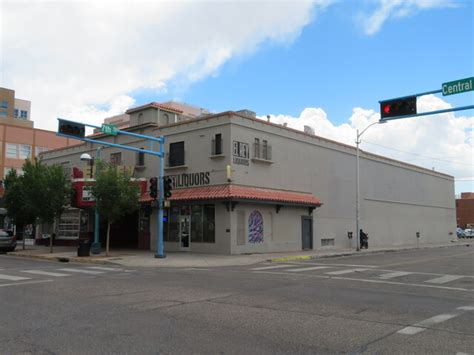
[101,123,118,135]
[442,77,474,96]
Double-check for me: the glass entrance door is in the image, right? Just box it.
[179,215,191,251]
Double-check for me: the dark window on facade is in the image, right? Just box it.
[14,109,19,118]
[0,101,8,109]
[137,148,145,166]
[20,110,28,119]
[262,140,268,160]
[254,138,260,158]
[110,152,121,166]
[203,205,215,243]
[169,141,185,166]
[191,205,203,243]
[212,133,222,155]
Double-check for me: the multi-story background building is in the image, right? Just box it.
[0,87,78,183]
[40,102,457,254]
[456,192,474,229]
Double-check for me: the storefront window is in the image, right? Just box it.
[191,205,203,243]
[203,205,215,243]
[166,207,180,242]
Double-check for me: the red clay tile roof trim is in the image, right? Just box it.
[126,102,183,114]
[164,184,321,206]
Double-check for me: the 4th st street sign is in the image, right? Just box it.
[442,77,474,96]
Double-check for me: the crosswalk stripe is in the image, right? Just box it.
[286,266,332,272]
[425,275,464,284]
[86,266,123,272]
[0,273,31,281]
[250,264,298,271]
[397,313,460,335]
[378,271,413,279]
[325,268,369,275]
[57,268,104,275]
[21,270,70,277]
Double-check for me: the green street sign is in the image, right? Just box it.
[442,77,474,96]
[101,123,118,136]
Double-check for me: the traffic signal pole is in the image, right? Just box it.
[57,118,167,258]
[156,136,165,258]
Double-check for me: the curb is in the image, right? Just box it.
[6,252,114,265]
[267,242,471,263]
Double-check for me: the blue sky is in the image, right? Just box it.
[139,0,473,123]
[2,0,473,193]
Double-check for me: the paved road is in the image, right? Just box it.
[0,246,473,354]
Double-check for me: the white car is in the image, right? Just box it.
[464,229,474,238]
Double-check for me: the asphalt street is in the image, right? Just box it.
[0,246,473,354]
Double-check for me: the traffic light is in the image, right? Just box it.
[163,177,173,199]
[149,177,158,199]
[58,119,85,138]
[380,96,417,119]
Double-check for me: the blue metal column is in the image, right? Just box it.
[155,136,166,258]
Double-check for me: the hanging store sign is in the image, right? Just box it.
[233,141,249,166]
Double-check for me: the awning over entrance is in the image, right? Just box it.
[142,184,322,207]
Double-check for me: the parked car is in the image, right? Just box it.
[457,227,465,238]
[0,230,16,252]
[464,229,474,238]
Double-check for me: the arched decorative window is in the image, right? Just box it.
[248,210,264,243]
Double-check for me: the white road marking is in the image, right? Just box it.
[325,268,369,275]
[379,271,413,279]
[288,262,378,268]
[397,313,460,335]
[21,270,70,277]
[0,273,31,281]
[86,266,123,272]
[286,266,332,272]
[57,268,104,275]
[397,326,425,335]
[253,271,473,292]
[250,264,298,271]
[0,279,53,287]
[425,275,464,284]
[457,306,474,311]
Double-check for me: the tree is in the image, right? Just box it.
[4,169,36,248]
[91,161,139,256]
[4,159,71,252]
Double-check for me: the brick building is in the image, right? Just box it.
[456,192,474,228]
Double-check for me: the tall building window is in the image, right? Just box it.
[20,145,31,159]
[14,109,19,118]
[137,148,145,166]
[6,144,17,158]
[20,110,28,119]
[262,140,268,160]
[212,133,222,155]
[169,141,185,166]
[254,138,260,158]
[110,152,122,166]
[0,101,8,109]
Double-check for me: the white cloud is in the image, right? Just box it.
[258,95,474,194]
[1,0,331,130]
[358,0,459,35]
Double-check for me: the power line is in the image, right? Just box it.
[363,140,473,167]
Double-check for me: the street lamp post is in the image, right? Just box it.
[355,121,386,251]
[80,147,102,254]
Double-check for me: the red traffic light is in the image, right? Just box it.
[380,96,417,119]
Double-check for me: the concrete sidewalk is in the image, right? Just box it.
[5,239,469,268]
